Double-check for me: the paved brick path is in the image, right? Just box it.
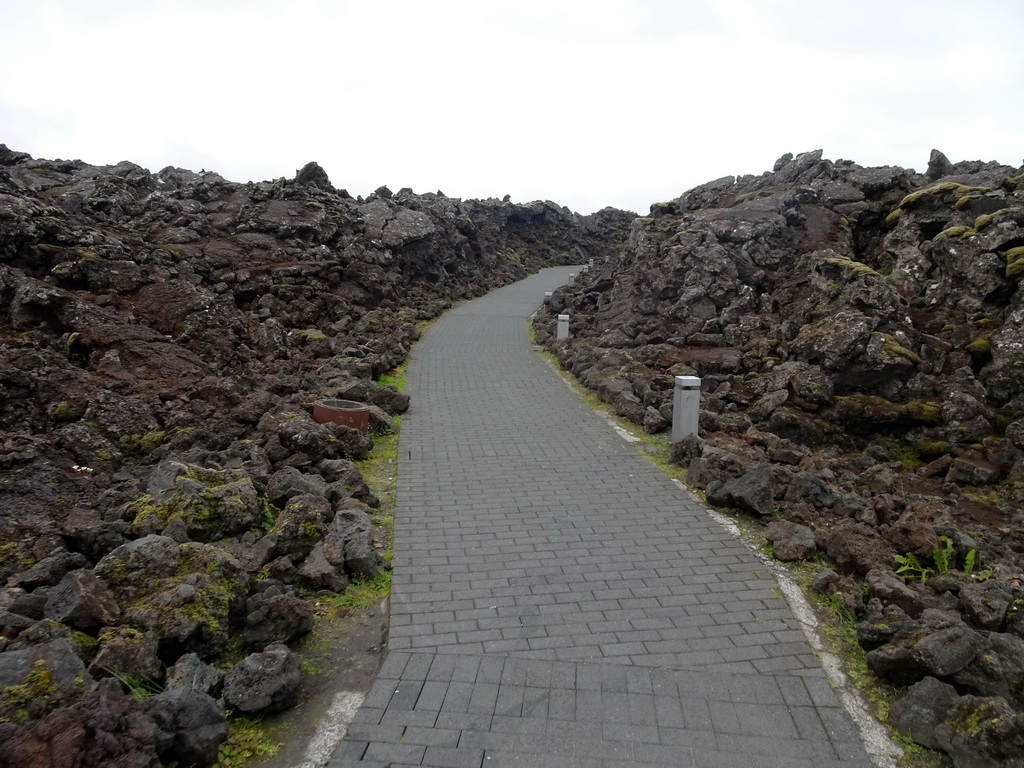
[329,268,877,767]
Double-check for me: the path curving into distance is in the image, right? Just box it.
[328,267,883,768]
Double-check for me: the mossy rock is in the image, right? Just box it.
[649,201,678,215]
[896,182,990,210]
[294,328,327,344]
[940,225,973,238]
[832,394,901,424]
[118,430,166,456]
[881,334,922,364]
[1007,259,1024,282]
[128,461,269,541]
[822,255,879,280]
[1004,246,1024,263]
[967,337,992,357]
[265,495,332,560]
[972,209,1010,231]
[48,401,84,422]
[901,400,943,423]
[0,660,57,724]
[887,444,923,469]
[917,440,952,459]
[97,536,249,657]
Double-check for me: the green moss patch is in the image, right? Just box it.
[887,182,991,229]
[118,430,167,456]
[1007,258,1024,282]
[967,337,992,357]
[0,660,58,724]
[822,255,880,280]
[833,395,943,425]
[897,182,990,210]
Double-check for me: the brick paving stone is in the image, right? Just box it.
[327,268,880,768]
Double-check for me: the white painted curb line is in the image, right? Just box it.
[290,690,365,768]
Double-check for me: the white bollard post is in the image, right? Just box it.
[589,258,594,268]
[671,375,702,442]
[568,273,575,285]
[557,314,570,340]
[581,265,589,274]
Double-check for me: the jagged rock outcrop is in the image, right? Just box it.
[536,149,1024,766]
[0,144,633,767]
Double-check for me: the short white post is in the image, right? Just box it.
[672,375,702,442]
[557,314,570,340]
[589,258,594,268]
[581,265,589,274]
[568,273,575,285]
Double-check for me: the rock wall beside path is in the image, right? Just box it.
[536,149,1024,766]
[0,145,633,768]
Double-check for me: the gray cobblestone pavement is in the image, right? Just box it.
[329,268,877,767]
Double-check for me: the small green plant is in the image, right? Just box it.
[964,549,976,575]
[964,550,994,581]
[818,591,856,626]
[931,536,955,575]
[972,566,995,582]
[339,571,392,612]
[100,667,163,701]
[260,498,278,532]
[213,715,280,768]
[305,570,393,619]
[894,552,933,583]
[896,536,986,584]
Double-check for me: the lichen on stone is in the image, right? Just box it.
[0,660,57,724]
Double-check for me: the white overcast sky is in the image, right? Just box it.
[1,0,1021,214]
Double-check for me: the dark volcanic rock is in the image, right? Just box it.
[164,652,223,697]
[866,609,985,685]
[825,521,897,576]
[328,499,383,579]
[241,591,315,649]
[95,535,249,657]
[531,149,1024,768]
[222,643,301,714]
[934,695,1024,768]
[889,676,960,750]
[43,568,121,631]
[0,678,160,768]
[706,465,775,517]
[89,626,163,684]
[0,143,631,768]
[0,639,91,722]
[136,460,266,541]
[765,520,816,561]
[958,579,1013,630]
[145,688,227,768]
[866,568,925,618]
[262,493,333,562]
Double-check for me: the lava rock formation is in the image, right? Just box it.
[0,145,631,768]
[536,149,1024,766]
